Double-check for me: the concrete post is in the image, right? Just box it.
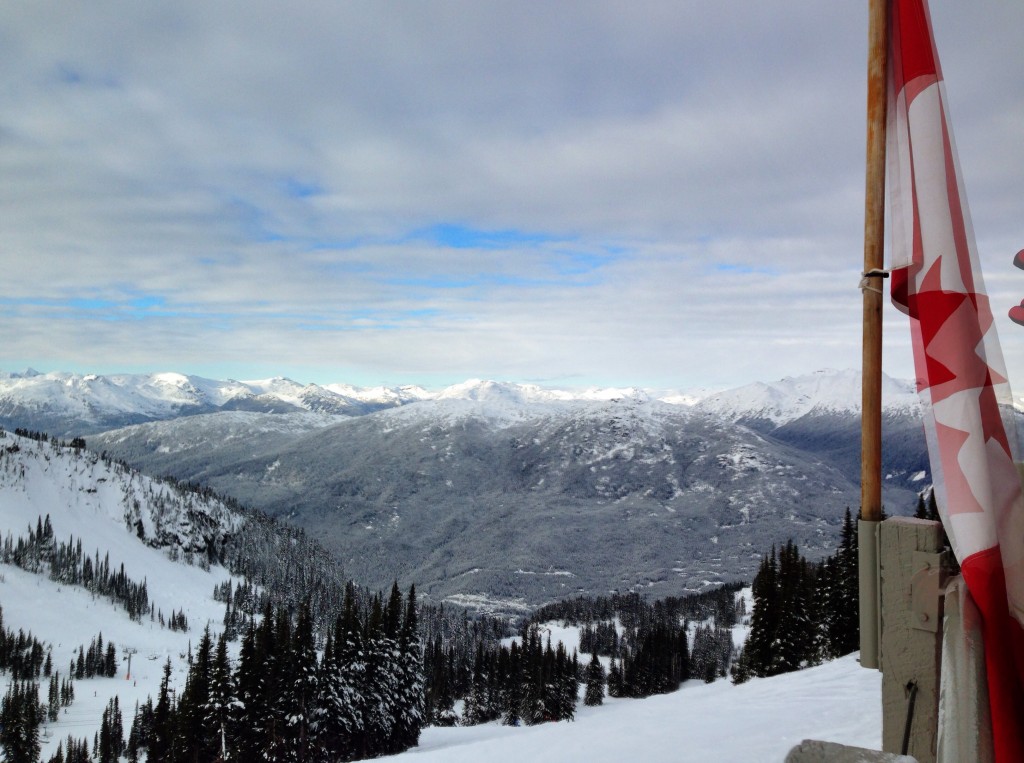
[878,517,954,762]
[859,518,881,669]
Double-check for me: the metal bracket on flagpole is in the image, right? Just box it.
[860,268,891,295]
[909,549,951,633]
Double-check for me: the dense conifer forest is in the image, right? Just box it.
[121,584,424,763]
[731,508,860,682]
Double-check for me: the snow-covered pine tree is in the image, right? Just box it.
[769,541,816,674]
[583,651,605,706]
[315,585,367,760]
[737,546,778,678]
[0,679,41,763]
[557,647,578,721]
[501,641,522,726]
[96,696,124,763]
[148,660,174,762]
[391,585,426,749]
[362,594,398,756]
[233,618,267,761]
[205,632,234,762]
[177,626,215,762]
[606,653,623,698]
[461,643,490,725]
[266,601,294,760]
[282,600,318,762]
[829,507,859,657]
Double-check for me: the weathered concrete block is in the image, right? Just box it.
[878,517,952,763]
[785,739,918,762]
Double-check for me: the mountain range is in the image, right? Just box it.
[1,367,929,607]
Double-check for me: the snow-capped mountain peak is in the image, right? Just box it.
[692,368,920,425]
[0,370,427,434]
[437,379,565,403]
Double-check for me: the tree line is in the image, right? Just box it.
[531,583,741,697]
[2,516,151,621]
[419,581,743,726]
[732,507,859,682]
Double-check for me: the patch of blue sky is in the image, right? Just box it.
[411,223,566,250]
[128,295,166,309]
[55,64,84,85]
[401,307,440,318]
[65,296,119,311]
[547,249,617,277]
[224,195,286,244]
[0,293,198,322]
[351,306,441,321]
[279,177,323,199]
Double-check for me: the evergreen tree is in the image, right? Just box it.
[266,602,292,761]
[462,644,490,725]
[283,600,318,762]
[97,696,124,763]
[770,541,816,674]
[312,586,365,760]
[425,637,456,727]
[0,680,41,763]
[104,641,117,678]
[739,547,778,678]
[557,647,578,721]
[177,626,215,762]
[829,507,859,657]
[501,642,522,726]
[232,619,263,761]
[583,651,605,706]
[606,654,623,698]
[47,672,60,722]
[150,659,175,763]
[206,633,234,763]
[392,585,426,748]
[128,699,153,763]
[362,594,397,757]
[246,602,283,761]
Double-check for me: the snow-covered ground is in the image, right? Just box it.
[383,655,879,763]
[0,432,239,758]
[0,562,228,757]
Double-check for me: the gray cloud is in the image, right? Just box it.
[2,1,1023,389]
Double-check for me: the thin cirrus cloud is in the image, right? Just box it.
[2,1,1023,389]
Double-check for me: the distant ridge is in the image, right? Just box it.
[0,367,919,437]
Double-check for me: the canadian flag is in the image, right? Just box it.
[886,1,1024,760]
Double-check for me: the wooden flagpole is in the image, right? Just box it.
[859,0,888,671]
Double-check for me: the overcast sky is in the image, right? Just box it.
[3,1,1023,391]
